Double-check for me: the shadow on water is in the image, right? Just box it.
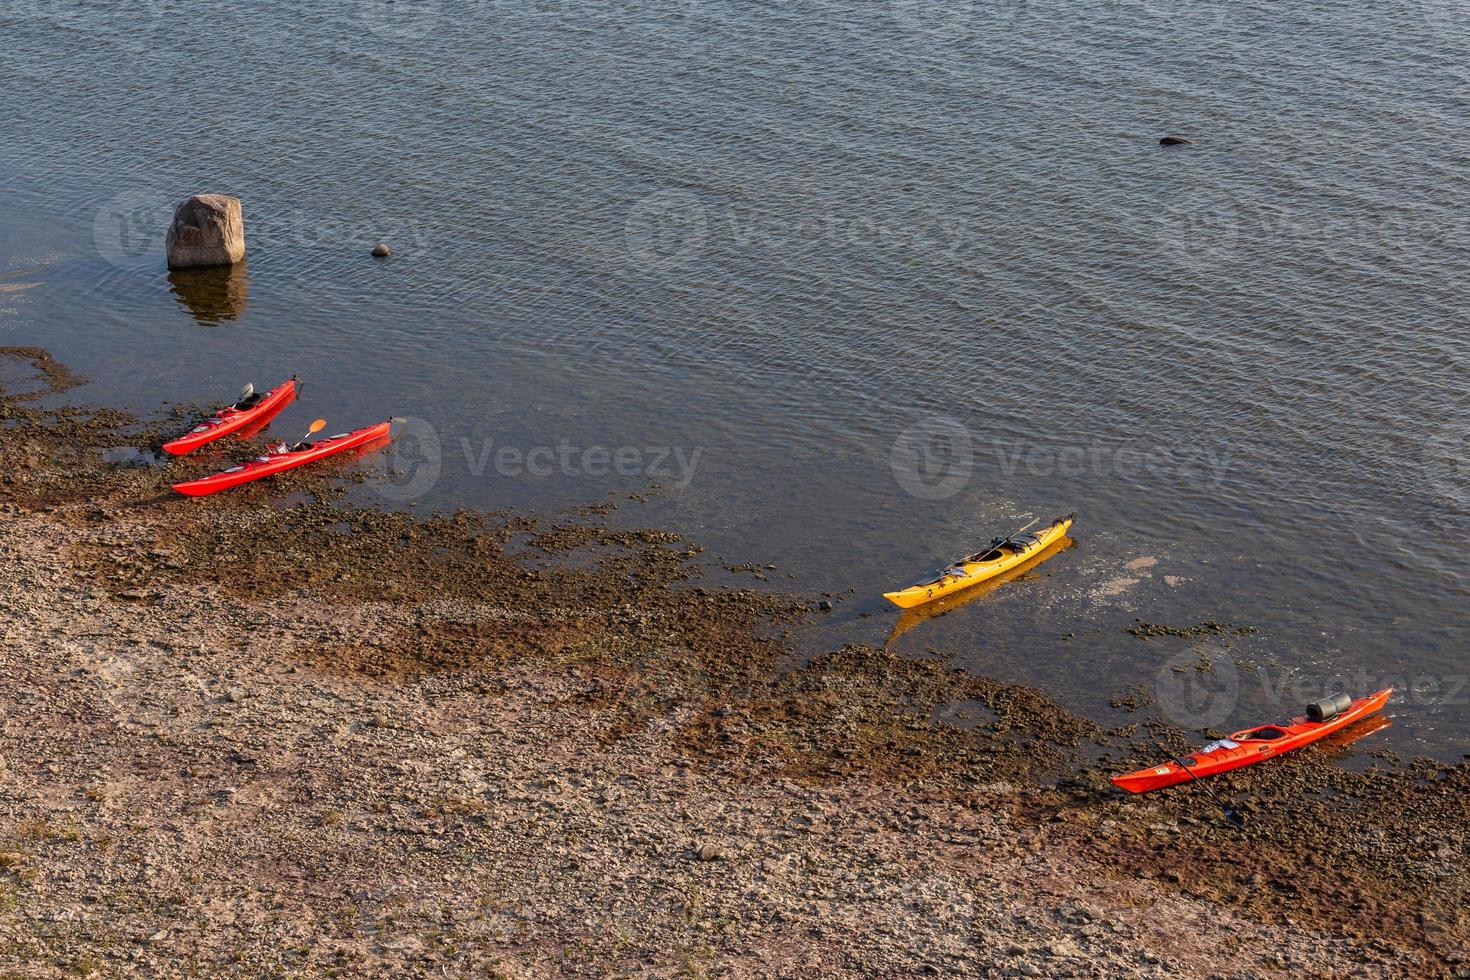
[168,262,249,324]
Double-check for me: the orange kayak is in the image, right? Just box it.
[162,378,296,455]
[1111,688,1392,793]
[172,420,391,496]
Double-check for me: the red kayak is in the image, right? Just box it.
[1111,688,1393,794]
[163,378,297,455]
[172,420,392,497]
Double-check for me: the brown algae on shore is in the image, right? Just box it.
[2,347,1469,975]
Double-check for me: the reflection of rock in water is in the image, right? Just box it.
[167,262,248,324]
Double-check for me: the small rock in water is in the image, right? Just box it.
[1159,136,1193,146]
[371,243,392,258]
[817,600,833,612]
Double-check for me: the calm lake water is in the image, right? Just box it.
[2,0,1467,759]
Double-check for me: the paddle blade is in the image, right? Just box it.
[239,383,254,401]
[308,418,326,434]
[1223,805,1246,827]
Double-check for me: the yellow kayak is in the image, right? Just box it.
[882,513,1075,609]
[885,533,1075,643]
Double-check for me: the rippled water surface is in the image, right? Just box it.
[3,0,1467,757]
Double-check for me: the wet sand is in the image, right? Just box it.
[0,348,1466,976]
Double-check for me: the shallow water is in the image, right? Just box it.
[2,0,1467,758]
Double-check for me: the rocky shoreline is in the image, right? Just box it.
[1,347,1465,976]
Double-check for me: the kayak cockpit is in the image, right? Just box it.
[963,538,1009,563]
[1234,726,1287,742]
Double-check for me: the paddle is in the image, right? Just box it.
[968,517,1040,563]
[1156,741,1246,827]
[1003,516,1040,544]
[300,418,327,444]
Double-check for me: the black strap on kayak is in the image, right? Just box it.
[1003,516,1040,543]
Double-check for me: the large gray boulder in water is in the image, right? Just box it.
[165,194,245,269]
